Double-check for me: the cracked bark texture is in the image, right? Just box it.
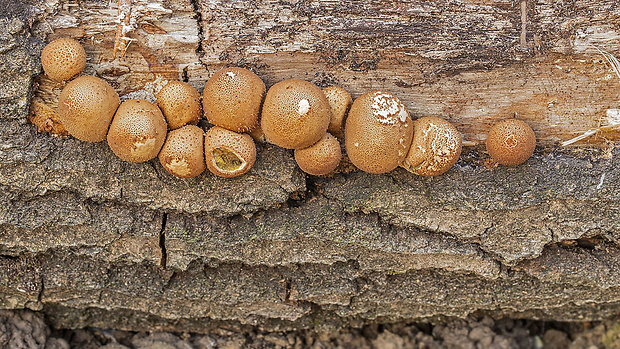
[1,0,620,332]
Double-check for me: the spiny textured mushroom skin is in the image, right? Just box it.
[157,81,202,130]
[402,116,462,176]
[294,133,342,176]
[107,99,168,163]
[261,79,331,149]
[203,67,265,133]
[158,125,206,178]
[344,90,413,174]
[58,75,120,142]
[486,119,536,166]
[204,126,256,178]
[323,86,352,138]
[41,37,86,82]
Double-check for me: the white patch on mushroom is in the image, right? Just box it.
[168,158,191,177]
[226,71,236,78]
[370,92,407,125]
[131,137,156,157]
[298,99,310,115]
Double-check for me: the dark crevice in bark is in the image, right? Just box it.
[189,0,208,72]
[159,213,168,268]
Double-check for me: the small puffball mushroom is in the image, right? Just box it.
[203,67,265,133]
[157,81,202,130]
[323,86,352,138]
[294,133,342,176]
[41,37,86,82]
[486,119,536,166]
[204,126,256,178]
[344,90,413,174]
[158,125,206,178]
[261,79,331,149]
[107,99,168,163]
[401,116,462,176]
[58,75,120,142]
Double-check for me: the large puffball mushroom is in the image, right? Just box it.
[41,37,87,82]
[261,79,331,149]
[402,116,462,176]
[203,67,265,133]
[157,81,202,130]
[158,125,206,178]
[58,75,120,142]
[486,118,536,166]
[107,99,168,163]
[323,86,352,138]
[344,91,413,174]
[294,133,342,176]
[204,126,256,178]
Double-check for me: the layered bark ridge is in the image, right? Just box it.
[1,0,620,332]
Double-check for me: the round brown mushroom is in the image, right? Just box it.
[158,125,206,178]
[57,75,120,142]
[204,126,256,178]
[107,99,168,163]
[41,37,87,82]
[261,79,331,149]
[294,133,342,176]
[203,67,265,133]
[323,86,352,138]
[344,91,413,174]
[401,116,462,176]
[157,81,202,130]
[486,119,536,166]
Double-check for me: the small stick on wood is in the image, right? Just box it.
[113,0,132,58]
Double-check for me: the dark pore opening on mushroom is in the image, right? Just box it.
[213,147,245,172]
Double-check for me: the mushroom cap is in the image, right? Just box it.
[204,126,256,178]
[157,81,202,130]
[41,37,86,82]
[203,67,265,133]
[344,90,413,174]
[323,86,352,138]
[158,125,206,178]
[107,99,168,163]
[58,75,120,142]
[401,116,462,176]
[486,119,536,166]
[261,79,331,149]
[294,132,342,176]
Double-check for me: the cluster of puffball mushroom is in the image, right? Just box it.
[40,37,537,179]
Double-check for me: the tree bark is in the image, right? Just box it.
[0,0,619,332]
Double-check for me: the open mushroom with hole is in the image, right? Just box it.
[204,126,256,178]
[58,75,120,142]
[344,91,413,174]
[261,79,331,149]
[401,116,462,176]
[107,99,168,163]
[486,119,536,166]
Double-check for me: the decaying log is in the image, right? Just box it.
[0,0,619,332]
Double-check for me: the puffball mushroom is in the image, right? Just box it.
[402,116,462,176]
[107,99,168,163]
[157,81,202,130]
[344,91,413,174]
[294,133,342,176]
[158,125,206,178]
[58,75,120,142]
[203,67,266,133]
[261,79,331,149]
[41,37,87,82]
[323,86,352,138]
[486,119,536,166]
[204,126,256,178]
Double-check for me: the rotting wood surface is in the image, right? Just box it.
[1,0,620,332]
